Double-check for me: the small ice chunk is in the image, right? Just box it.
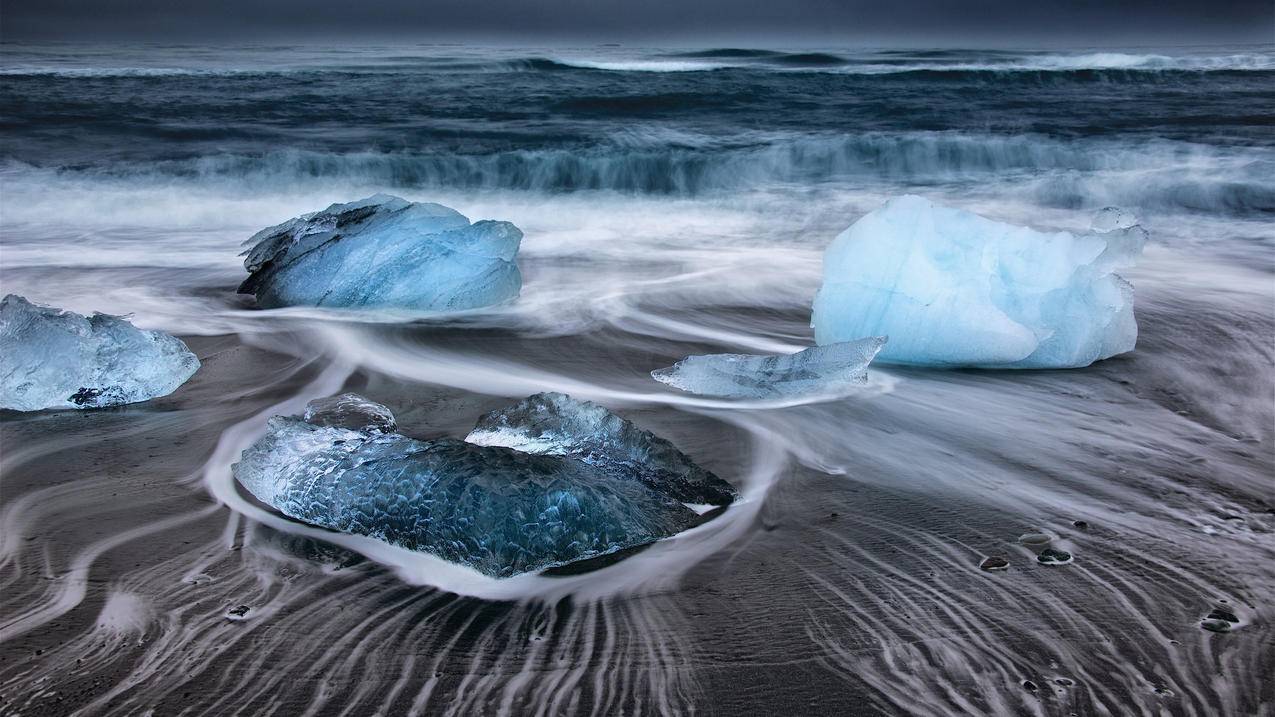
[467,392,736,506]
[0,295,199,411]
[303,393,397,433]
[239,194,522,311]
[233,394,709,578]
[650,337,886,398]
[811,195,1148,368]
[1090,206,1137,233]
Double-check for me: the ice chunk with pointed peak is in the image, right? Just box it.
[466,392,736,506]
[239,194,522,311]
[811,196,1147,368]
[234,394,707,578]
[0,295,199,411]
[650,337,886,398]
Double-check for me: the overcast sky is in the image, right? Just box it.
[5,0,1273,44]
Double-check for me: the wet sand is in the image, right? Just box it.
[2,298,1272,715]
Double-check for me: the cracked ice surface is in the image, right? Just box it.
[466,392,737,506]
[239,194,522,311]
[0,294,199,411]
[234,394,731,578]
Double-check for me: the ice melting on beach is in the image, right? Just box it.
[239,194,523,311]
[812,196,1147,368]
[0,295,199,411]
[234,393,731,578]
[650,337,887,398]
[466,392,737,506]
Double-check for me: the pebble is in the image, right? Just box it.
[1201,606,1240,632]
[225,605,252,621]
[1036,548,1073,565]
[1019,533,1053,546]
[979,556,1010,571]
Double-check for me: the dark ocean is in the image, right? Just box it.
[1,43,1273,716]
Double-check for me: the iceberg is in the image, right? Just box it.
[0,295,199,411]
[239,194,522,311]
[467,392,736,506]
[234,393,730,577]
[811,196,1147,368]
[650,337,886,398]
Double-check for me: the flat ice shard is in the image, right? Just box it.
[234,394,728,577]
[811,196,1148,368]
[0,295,199,411]
[467,392,736,506]
[239,194,522,311]
[650,337,886,398]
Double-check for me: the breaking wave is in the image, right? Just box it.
[4,133,1270,216]
[3,48,1270,78]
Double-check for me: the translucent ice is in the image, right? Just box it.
[0,295,199,411]
[812,196,1147,368]
[234,394,727,577]
[650,337,886,398]
[1090,206,1138,233]
[466,392,737,506]
[303,393,397,433]
[239,194,522,311]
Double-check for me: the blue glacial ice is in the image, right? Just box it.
[466,392,737,506]
[811,195,1148,368]
[650,337,887,398]
[0,295,199,411]
[239,194,522,311]
[234,393,729,577]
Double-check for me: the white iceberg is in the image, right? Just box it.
[239,194,522,311]
[0,295,199,411]
[811,196,1147,368]
[651,337,886,398]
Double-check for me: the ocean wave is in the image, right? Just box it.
[7,49,1268,79]
[532,58,734,73]
[529,50,1274,74]
[1,133,1269,216]
[0,66,280,78]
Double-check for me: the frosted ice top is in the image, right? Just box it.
[812,196,1147,368]
[0,294,199,411]
[234,393,733,578]
[651,337,886,398]
[239,194,523,311]
[467,392,737,505]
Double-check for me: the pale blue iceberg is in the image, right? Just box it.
[0,295,199,411]
[812,196,1147,368]
[234,393,728,577]
[466,393,737,506]
[650,337,886,398]
[239,194,522,311]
